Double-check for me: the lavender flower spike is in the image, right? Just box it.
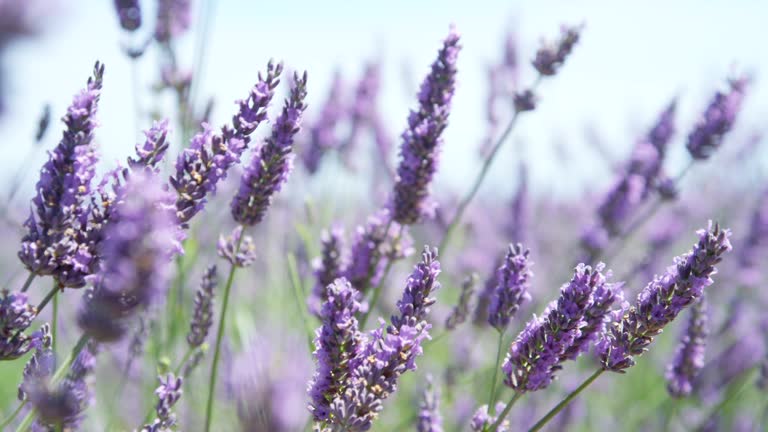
[113,0,141,31]
[1,290,38,360]
[142,373,183,431]
[308,278,363,422]
[187,266,218,347]
[129,119,170,171]
[532,24,581,76]
[77,171,177,343]
[171,61,282,225]
[417,376,443,432]
[598,222,731,372]
[19,62,104,287]
[390,246,441,331]
[487,244,532,333]
[445,273,478,330]
[686,76,749,160]
[666,296,708,398]
[470,403,510,432]
[217,226,257,268]
[502,263,608,393]
[391,27,461,225]
[309,226,345,317]
[231,71,309,226]
[155,0,190,42]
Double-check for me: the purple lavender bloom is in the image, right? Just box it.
[113,0,141,31]
[598,222,731,372]
[562,266,622,360]
[531,24,581,76]
[666,296,708,398]
[142,373,183,431]
[77,172,177,343]
[417,376,443,432]
[129,119,170,171]
[686,77,749,160]
[308,278,363,422]
[648,99,677,155]
[502,263,608,392]
[445,273,477,330]
[155,0,190,42]
[309,227,345,317]
[302,72,344,174]
[171,61,282,225]
[391,28,461,225]
[470,403,509,432]
[488,244,532,333]
[187,265,217,347]
[1,290,38,360]
[390,246,441,331]
[596,173,645,235]
[326,324,430,431]
[28,342,97,431]
[18,324,53,400]
[344,210,409,293]
[231,72,309,226]
[19,62,104,287]
[217,226,257,268]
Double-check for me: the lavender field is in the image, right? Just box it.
[0,1,767,431]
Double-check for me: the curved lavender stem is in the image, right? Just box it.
[526,369,603,432]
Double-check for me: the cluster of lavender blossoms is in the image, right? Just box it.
[171,61,282,226]
[187,265,218,347]
[231,71,309,226]
[666,296,708,398]
[502,263,617,392]
[19,62,104,288]
[0,290,39,359]
[487,244,532,333]
[311,247,441,431]
[142,373,183,431]
[391,28,461,225]
[598,223,731,372]
[686,77,749,160]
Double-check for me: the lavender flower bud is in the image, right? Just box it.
[1,290,38,360]
[19,62,104,287]
[327,324,430,431]
[445,273,478,330]
[597,173,645,235]
[308,278,363,422]
[19,325,53,400]
[598,222,732,372]
[77,172,177,343]
[187,265,217,347]
[392,28,461,225]
[562,267,622,360]
[532,24,581,76]
[390,246,441,331]
[470,403,509,432]
[417,376,443,432]
[666,296,708,398]
[113,0,141,31]
[686,77,748,160]
[129,119,170,171]
[503,263,608,392]
[513,90,537,112]
[487,244,532,333]
[648,99,677,155]
[171,61,282,225]
[155,0,190,42]
[231,72,308,226]
[217,226,256,268]
[309,227,345,317]
[142,373,183,431]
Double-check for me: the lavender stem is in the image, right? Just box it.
[527,369,604,432]
[204,226,244,432]
[487,330,505,412]
[51,285,58,356]
[439,77,542,252]
[487,391,523,432]
[20,273,36,293]
[0,401,26,429]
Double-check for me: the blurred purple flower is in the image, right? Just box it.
[531,24,581,76]
[308,226,345,317]
[302,72,344,174]
[114,0,141,31]
[0,290,37,359]
[417,376,443,432]
[686,76,749,160]
[666,296,708,398]
[470,403,509,432]
[487,244,532,333]
[155,0,191,42]
[187,265,217,348]
[445,273,477,330]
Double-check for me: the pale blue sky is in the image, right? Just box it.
[1,0,765,201]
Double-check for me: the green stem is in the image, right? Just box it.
[16,335,90,432]
[487,391,523,432]
[20,273,36,293]
[694,365,756,431]
[439,77,542,253]
[51,286,58,357]
[286,252,315,351]
[487,331,505,410]
[528,369,604,432]
[359,222,401,330]
[204,228,244,432]
[0,401,27,429]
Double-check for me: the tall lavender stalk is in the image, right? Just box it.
[666,296,708,398]
[19,62,104,288]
